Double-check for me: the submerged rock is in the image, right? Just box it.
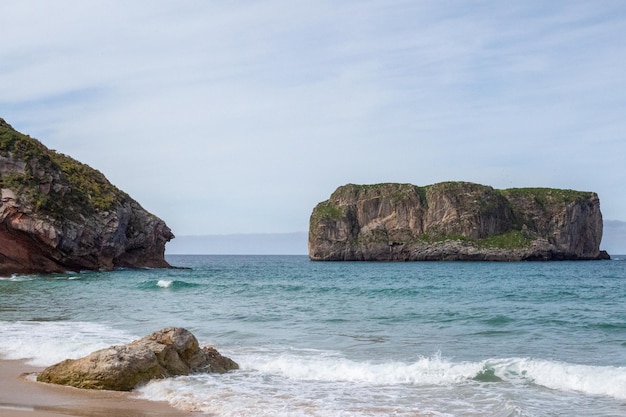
[37,327,238,391]
[309,182,609,261]
[0,118,174,275]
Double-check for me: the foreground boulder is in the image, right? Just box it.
[309,182,609,261]
[0,118,174,275]
[37,327,238,391]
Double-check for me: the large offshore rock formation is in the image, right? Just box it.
[309,182,609,261]
[0,118,174,275]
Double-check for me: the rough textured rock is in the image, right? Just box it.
[309,182,609,261]
[0,118,174,275]
[37,327,239,391]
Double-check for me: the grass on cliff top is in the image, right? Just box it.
[0,118,126,218]
[502,187,594,205]
[423,181,491,192]
[331,183,427,204]
[332,183,419,195]
[329,182,593,209]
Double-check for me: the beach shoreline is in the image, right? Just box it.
[0,359,206,417]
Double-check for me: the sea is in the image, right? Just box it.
[1,255,625,417]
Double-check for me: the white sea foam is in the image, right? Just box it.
[487,358,626,400]
[0,321,134,366]
[241,352,626,399]
[0,274,34,282]
[137,349,484,416]
[4,319,625,415]
[137,373,447,417]
[157,279,173,288]
[136,350,626,416]
[237,350,482,385]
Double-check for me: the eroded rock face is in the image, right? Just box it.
[0,118,174,275]
[309,182,609,261]
[37,327,239,391]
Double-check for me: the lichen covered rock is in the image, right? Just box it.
[309,182,608,261]
[37,327,238,391]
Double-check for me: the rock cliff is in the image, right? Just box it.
[0,118,174,275]
[309,182,609,261]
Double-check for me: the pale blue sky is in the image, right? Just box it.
[1,1,624,251]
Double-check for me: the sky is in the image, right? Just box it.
[1,1,625,252]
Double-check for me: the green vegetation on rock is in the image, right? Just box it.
[476,230,533,249]
[0,118,127,221]
[310,200,344,227]
[331,183,425,205]
[503,187,593,206]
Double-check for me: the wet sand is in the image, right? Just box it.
[0,360,208,417]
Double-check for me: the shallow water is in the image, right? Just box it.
[1,255,625,416]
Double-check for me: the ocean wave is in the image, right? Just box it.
[0,321,134,366]
[3,320,625,409]
[138,279,200,290]
[0,272,91,282]
[485,357,626,400]
[136,351,626,417]
[234,350,626,400]
[0,274,35,282]
[238,351,481,385]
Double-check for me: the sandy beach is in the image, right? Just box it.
[0,360,206,417]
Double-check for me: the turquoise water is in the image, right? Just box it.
[1,255,625,416]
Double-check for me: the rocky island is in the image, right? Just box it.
[309,182,609,261]
[0,118,174,275]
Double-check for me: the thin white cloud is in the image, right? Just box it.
[1,1,625,234]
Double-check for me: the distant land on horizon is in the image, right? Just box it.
[166,221,625,256]
[166,232,308,255]
[602,220,626,255]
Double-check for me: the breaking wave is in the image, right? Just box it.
[138,279,200,290]
[0,321,134,366]
[233,349,626,400]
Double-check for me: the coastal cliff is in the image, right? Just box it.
[0,118,174,275]
[309,182,608,261]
